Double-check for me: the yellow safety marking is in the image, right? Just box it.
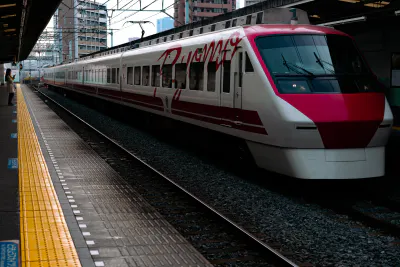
[17,86,81,267]
[393,126,400,131]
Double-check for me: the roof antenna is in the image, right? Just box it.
[290,8,298,25]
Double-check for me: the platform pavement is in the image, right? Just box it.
[0,84,213,266]
[0,85,19,264]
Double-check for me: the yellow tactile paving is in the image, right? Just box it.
[393,126,400,131]
[17,86,81,267]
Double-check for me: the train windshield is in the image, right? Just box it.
[256,34,384,93]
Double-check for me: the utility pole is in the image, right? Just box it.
[107,10,114,47]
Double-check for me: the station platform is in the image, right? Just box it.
[0,84,212,267]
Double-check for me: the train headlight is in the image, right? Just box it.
[278,80,311,94]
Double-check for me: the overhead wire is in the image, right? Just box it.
[115,0,176,34]
[110,0,160,25]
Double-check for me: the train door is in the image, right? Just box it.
[220,50,234,109]
[233,48,243,123]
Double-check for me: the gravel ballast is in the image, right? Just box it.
[39,87,400,266]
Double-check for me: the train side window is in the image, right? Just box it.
[256,12,263,24]
[207,61,216,92]
[107,68,111,83]
[179,33,183,39]
[239,52,243,87]
[189,62,204,91]
[175,63,186,89]
[225,21,231,29]
[223,60,231,93]
[151,65,160,87]
[134,66,141,85]
[245,53,254,72]
[142,66,150,86]
[189,30,193,36]
[116,68,120,84]
[127,67,133,85]
[162,65,172,88]
[211,24,216,31]
[232,19,237,27]
[112,68,116,83]
[246,15,252,24]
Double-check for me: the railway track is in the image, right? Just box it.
[32,85,300,267]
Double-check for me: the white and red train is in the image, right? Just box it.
[43,24,393,179]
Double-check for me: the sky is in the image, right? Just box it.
[47,0,245,47]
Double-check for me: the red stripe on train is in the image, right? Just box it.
[171,100,263,126]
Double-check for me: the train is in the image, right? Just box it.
[42,20,393,179]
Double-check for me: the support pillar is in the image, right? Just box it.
[0,64,4,85]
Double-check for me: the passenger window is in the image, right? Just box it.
[142,66,150,86]
[127,67,133,85]
[223,60,231,93]
[225,21,231,28]
[112,68,116,83]
[246,15,252,24]
[239,52,243,87]
[175,63,186,89]
[245,53,254,72]
[151,65,160,87]
[162,65,172,88]
[116,68,119,84]
[207,61,216,92]
[211,24,216,31]
[256,12,263,24]
[107,68,111,83]
[134,66,141,85]
[189,62,204,91]
[232,19,237,27]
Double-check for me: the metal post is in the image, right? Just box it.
[185,0,189,24]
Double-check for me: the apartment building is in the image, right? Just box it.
[245,0,263,6]
[174,0,236,27]
[56,0,108,62]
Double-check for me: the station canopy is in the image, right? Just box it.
[0,0,62,63]
[291,0,399,27]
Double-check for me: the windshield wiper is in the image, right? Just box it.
[313,52,335,74]
[281,54,315,77]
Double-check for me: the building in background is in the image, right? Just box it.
[156,17,174,33]
[174,0,236,27]
[56,0,108,62]
[128,37,140,42]
[245,0,262,6]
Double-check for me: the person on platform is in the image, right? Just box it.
[5,69,15,106]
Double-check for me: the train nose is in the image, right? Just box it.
[316,120,382,149]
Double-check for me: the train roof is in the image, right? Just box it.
[45,24,351,70]
[243,24,350,36]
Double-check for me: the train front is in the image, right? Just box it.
[248,26,393,179]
